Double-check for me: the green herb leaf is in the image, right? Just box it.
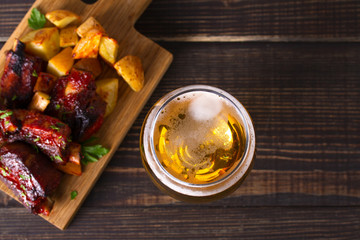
[28,8,46,30]
[32,69,38,77]
[54,155,63,162]
[81,144,109,165]
[55,104,60,110]
[0,111,12,119]
[1,168,7,177]
[12,95,17,101]
[50,125,60,131]
[19,174,29,180]
[33,137,40,142]
[71,190,78,200]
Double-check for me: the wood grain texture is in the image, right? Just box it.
[0,207,359,239]
[2,0,360,41]
[138,0,360,41]
[0,0,359,238]
[0,0,172,230]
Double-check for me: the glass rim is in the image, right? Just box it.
[146,85,252,188]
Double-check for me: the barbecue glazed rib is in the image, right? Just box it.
[0,109,72,165]
[0,40,45,108]
[0,142,62,215]
[46,68,106,141]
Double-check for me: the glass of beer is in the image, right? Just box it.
[140,85,255,202]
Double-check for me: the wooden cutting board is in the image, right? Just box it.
[0,0,172,230]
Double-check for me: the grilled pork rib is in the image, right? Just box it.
[0,142,62,215]
[0,109,72,165]
[0,40,45,108]
[47,68,106,141]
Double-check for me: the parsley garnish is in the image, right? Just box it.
[50,125,60,131]
[32,70,38,77]
[55,104,60,110]
[33,137,40,142]
[81,142,109,165]
[54,155,63,162]
[71,190,78,200]
[28,8,46,30]
[0,111,12,119]
[1,168,7,177]
[19,174,29,180]
[12,95,17,101]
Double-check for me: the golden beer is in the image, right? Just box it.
[140,85,255,202]
[154,91,246,184]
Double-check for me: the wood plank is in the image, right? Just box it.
[0,0,172,230]
[0,207,358,239]
[136,0,360,41]
[1,168,359,207]
[1,0,360,42]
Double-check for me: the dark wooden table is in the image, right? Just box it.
[0,0,359,239]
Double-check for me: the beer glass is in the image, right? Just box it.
[140,85,255,202]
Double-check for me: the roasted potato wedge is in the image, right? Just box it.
[73,58,102,78]
[60,26,78,48]
[45,10,80,28]
[114,55,144,92]
[20,27,60,61]
[33,72,57,94]
[76,17,106,38]
[28,91,50,112]
[47,47,74,77]
[99,36,119,65]
[72,32,102,59]
[55,143,82,176]
[96,78,119,117]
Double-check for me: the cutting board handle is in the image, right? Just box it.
[78,0,152,25]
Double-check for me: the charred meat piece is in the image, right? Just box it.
[0,142,62,215]
[0,40,45,108]
[0,109,72,165]
[33,72,57,94]
[47,68,106,141]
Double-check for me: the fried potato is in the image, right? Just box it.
[72,32,102,59]
[76,17,106,38]
[114,55,144,92]
[60,26,78,48]
[46,10,80,28]
[55,143,82,176]
[95,78,119,117]
[99,36,119,65]
[73,58,102,78]
[28,91,50,112]
[47,47,74,77]
[20,27,60,61]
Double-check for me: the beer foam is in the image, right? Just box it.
[188,93,222,121]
